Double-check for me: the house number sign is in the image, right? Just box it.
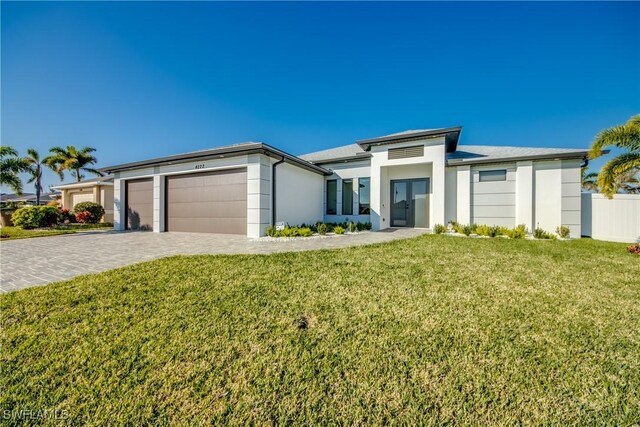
[194,164,205,169]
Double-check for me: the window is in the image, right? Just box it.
[359,177,370,215]
[479,170,507,182]
[342,179,353,215]
[326,180,337,215]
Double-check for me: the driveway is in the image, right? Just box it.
[0,228,428,292]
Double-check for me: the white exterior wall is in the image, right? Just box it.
[561,159,582,238]
[370,137,446,230]
[275,162,324,226]
[444,167,457,224]
[470,164,517,227]
[534,161,563,233]
[515,161,534,230]
[455,165,471,224]
[321,160,371,223]
[582,193,640,243]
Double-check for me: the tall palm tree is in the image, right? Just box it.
[23,149,54,205]
[589,115,640,197]
[0,146,28,194]
[46,146,103,182]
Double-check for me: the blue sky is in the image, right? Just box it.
[2,1,639,191]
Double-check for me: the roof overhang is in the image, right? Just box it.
[100,143,332,176]
[446,150,595,167]
[356,126,462,153]
[312,153,373,165]
[51,181,114,190]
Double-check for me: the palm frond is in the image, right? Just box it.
[597,152,640,198]
[0,146,19,157]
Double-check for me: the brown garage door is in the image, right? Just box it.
[126,178,153,231]
[166,169,247,234]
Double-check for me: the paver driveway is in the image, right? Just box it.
[0,228,428,292]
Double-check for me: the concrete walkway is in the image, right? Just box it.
[0,228,428,293]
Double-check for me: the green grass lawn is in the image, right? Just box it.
[0,226,75,240]
[0,223,113,241]
[1,236,638,425]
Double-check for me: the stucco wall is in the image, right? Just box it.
[534,160,563,234]
[275,162,324,226]
[470,164,517,227]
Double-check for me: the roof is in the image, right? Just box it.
[357,127,462,153]
[0,192,33,202]
[299,144,370,164]
[1,193,60,203]
[447,145,590,166]
[101,142,331,176]
[51,175,114,190]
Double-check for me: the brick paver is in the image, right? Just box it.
[0,229,428,292]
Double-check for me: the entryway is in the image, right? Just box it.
[390,178,430,228]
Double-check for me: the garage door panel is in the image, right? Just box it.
[167,184,247,203]
[126,178,153,231]
[71,192,94,208]
[167,201,247,219]
[167,218,247,234]
[166,169,247,234]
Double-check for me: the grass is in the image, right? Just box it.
[0,226,75,240]
[1,236,638,425]
[0,223,113,240]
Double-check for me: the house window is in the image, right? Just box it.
[359,177,370,214]
[479,170,507,182]
[342,179,353,215]
[326,180,337,215]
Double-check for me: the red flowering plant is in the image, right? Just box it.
[75,211,93,224]
[627,243,640,255]
[59,208,74,223]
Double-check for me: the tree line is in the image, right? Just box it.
[0,146,102,205]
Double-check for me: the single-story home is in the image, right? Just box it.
[102,127,592,238]
[52,176,115,223]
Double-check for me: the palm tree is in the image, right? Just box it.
[23,149,54,205]
[589,115,640,197]
[46,146,103,182]
[581,166,598,192]
[0,146,28,194]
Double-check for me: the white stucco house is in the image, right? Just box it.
[102,127,590,238]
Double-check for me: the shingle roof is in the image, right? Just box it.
[447,145,588,165]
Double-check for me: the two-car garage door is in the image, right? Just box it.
[125,169,247,234]
[165,169,247,235]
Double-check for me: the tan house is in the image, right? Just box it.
[52,176,114,223]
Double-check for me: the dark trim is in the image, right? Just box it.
[357,127,462,153]
[271,157,285,226]
[101,143,331,176]
[311,153,373,165]
[446,151,591,167]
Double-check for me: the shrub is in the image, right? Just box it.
[510,225,527,239]
[298,227,314,237]
[265,225,277,237]
[75,211,93,224]
[72,202,105,224]
[333,226,345,235]
[433,224,447,234]
[46,200,60,207]
[452,222,464,234]
[348,222,357,233]
[59,208,75,223]
[461,224,473,236]
[11,206,61,229]
[279,226,299,237]
[534,227,555,240]
[317,223,328,235]
[556,226,570,239]
[627,243,640,255]
[475,224,491,236]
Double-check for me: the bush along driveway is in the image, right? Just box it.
[0,235,638,424]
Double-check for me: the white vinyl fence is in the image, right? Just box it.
[581,193,640,243]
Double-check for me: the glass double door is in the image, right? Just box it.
[390,178,430,228]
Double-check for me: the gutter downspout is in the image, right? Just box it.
[271,156,285,226]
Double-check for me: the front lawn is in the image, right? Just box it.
[1,236,638,424]
[0,226,75,240]
[0,223,113,240]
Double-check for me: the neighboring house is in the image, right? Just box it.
[0,192,60,205]
[102,127,590,238]
[52,176,114,223]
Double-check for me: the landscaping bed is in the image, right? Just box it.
[1,236,638,424]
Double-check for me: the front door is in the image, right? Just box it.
[390,179,430,228]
